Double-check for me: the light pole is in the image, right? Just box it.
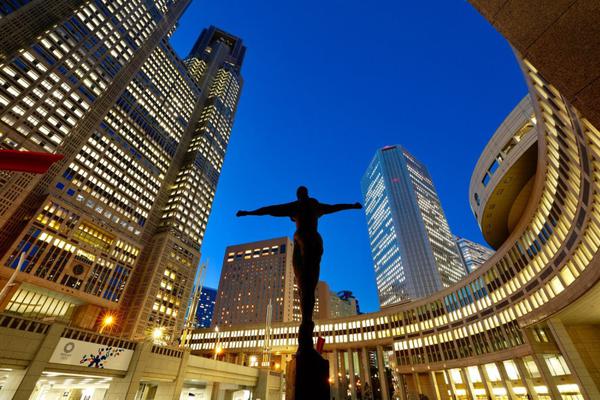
[214,326,222,360]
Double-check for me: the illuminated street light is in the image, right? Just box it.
[99,314,115,334]
[152,327,164,343]
[214,326,221,360]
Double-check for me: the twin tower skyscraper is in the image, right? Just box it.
[0,1,243,340]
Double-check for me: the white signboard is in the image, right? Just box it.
[50,338,134,371]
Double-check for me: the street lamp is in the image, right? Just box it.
[99,314,115,334]
[152,327,164,344]
[213,326,221,360]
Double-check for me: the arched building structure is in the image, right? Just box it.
[189,44,600,400]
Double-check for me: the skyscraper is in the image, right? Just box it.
[213,237,297,327]
[195,286,217,328]
[361,146,465,306]
[454,236,494,273]
[0,0,244,342]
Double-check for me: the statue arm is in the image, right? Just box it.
[237,202,295,217]
[319,202,362,215]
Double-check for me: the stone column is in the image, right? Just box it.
[329,352,340,400]
[477,365,494,399]
[10,322,64,400]
[413,372,423,395]
[547,319,600,399]
[496,361,518,400]
[376,346,390,400]
[429,371,442,400]
[347,350,357,400]
[104,341,152,400]
[360,348,372,388]
[153,350,189,400]
[533,354,562,399]
[460,368,476,400]
[514,358,539,400]
[443,370,458,400]
[340,351,348,399]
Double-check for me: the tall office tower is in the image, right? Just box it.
[213,237,297,327]
[195,286,217,328]
[122,27,244,339]
[454,236,494,273]
[361,146,466,306]
[0,0,244,341]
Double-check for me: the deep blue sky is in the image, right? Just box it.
[169,0,527,313]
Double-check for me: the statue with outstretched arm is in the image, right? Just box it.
[237,186,362,355]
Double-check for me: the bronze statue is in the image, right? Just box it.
[237,186,362,398]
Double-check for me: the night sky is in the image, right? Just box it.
[169,0,527,313]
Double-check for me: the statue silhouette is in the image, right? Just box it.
[237,186,362,398]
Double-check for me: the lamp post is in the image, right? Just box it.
[214,326,221,360]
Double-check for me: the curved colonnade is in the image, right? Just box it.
[190,53,600,400]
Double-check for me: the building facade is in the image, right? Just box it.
[195,286,217,329]
[455,236,495,273]
[314,282,358,320]
[0,0,244,343]
[361,146,466,306]
[213,237,297,327]
[191,27,600,400]
[338,290,361,314]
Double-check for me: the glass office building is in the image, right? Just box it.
[361,146,466,306]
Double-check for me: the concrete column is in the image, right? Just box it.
[104,341,153,400]
[376,346,390,400]
[10,322,64,400]
[347,350,357,400]
[413,372,423,396]
[254,368,272,400]
[547,319,600,399]
[443,370,458,400]
[340,351,348,399]
[496,361,518,400]
[329,352,340,400]
[360,348,372,388]
[430,371,442,400]
[210,382,222,400]
[153,350,189,400]
[533,353,562,399]
[460,368,476,400]
[514,358,539,400]
[477,365,494,399]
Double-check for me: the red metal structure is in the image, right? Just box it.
[0,150,63,173]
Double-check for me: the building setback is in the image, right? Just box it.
[454,236,495,273]
[361,146,466,306]
[0,0,244,342]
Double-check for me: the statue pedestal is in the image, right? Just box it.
[286,349,330,400]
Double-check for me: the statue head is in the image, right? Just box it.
[296,186,309,201]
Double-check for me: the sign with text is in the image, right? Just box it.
[50,338,134,371]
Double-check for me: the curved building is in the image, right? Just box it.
[190,53,600,400]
